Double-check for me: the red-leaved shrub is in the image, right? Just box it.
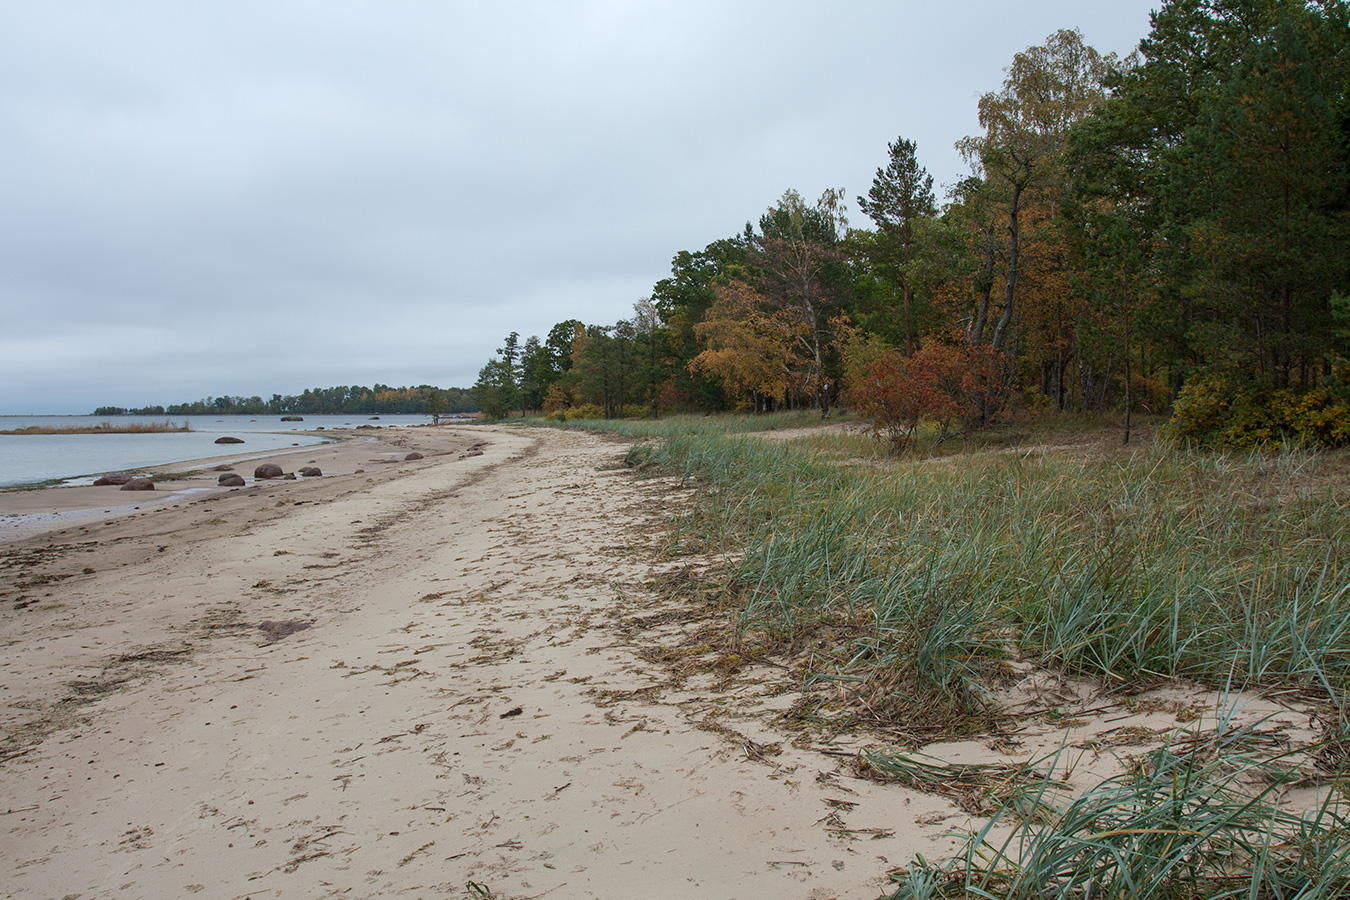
[851,344,1007,452]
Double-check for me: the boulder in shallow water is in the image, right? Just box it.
[280,416,303,422]
[94,472,135,486]
[298,466,322,477]
[214,436,245,444]
[120,477,155,491]
[283,472,297,480]
[254,463,284,479]
[218,473,246,487]
[404,452,424,461]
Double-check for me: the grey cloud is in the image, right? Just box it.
[1,1,1159,413]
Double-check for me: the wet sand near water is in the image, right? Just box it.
[0,427,444,543]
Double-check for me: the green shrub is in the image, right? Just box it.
[1273,386,1350,446]
[567,403,604,420]
[1165,372,1350,448]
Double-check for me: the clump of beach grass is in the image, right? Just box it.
[886,720,1350,899]
[616,425,1350,729]
[588,413,1350,893]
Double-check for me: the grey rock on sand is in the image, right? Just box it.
[119,477,154,491]
[254,463,284,479]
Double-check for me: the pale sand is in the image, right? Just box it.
[0,425,966,900]
[0,424,1326,899]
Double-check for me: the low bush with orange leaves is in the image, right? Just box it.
[849,343,1008,452]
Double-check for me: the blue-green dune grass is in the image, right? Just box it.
[593,420,1350,720]
[549,415,1350,897]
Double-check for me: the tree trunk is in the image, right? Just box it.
[902,284,914,356]
[991,180,1022,353]
[967,224,997,347]
[1123,287,1132,446]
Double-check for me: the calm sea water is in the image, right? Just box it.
[0,414,450,488]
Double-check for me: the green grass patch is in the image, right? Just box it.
[569,409,1350,899]
[521,409,852,438]
[888,720,1350,899]
[605,421,1350,722]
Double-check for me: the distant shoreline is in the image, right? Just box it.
[0,414,478,491]
[0,422,191,436]
[0,423,460,543]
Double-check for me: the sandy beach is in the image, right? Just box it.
[0,424,1329,899]
[0,424,974,900]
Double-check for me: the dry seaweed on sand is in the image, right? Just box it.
[858,749,1066,817]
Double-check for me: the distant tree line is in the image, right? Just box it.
[475,0,1350,448]
[93,384,477,418]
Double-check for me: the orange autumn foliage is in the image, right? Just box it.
[689,281,801,406]
[850,343,1008,451]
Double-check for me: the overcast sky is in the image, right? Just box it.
[1,1,1161,414]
